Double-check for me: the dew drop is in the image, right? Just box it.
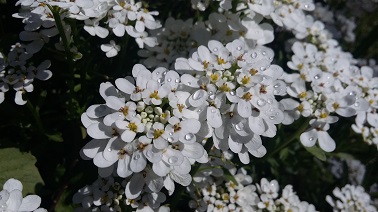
[187,82,191,85]
[162,71,167,76]
[168,156,178,164]
[211,109,216,113]
[262,51,266,55]
[157,78,164,83]
[304,4,309,9]
[156,72,160,75]
[274,83,280,88]
[167,137,173,142]
[133,154,140,160]
[349,91,356,96]
[235,123,243,131]
[251,52,257,58]
[169,132,174,136]
[213,48,218,52]
[354,102,360,107]
[167,78,172,82]
[107,148,112,152]
[309,137,313,141]
[267,99,273,104]
[185,133,194,140]
[260,66,266,71]
[269,115,276,120]
[146,150,153,158]
[314,75,320,80]
[175,78,180,83]
[257,99,266,106]
[208,91,214,95]
[230,91,235,96]
[197,109,202,112]
[236,46,242,51]
[209,94,215,100]
[192,90,205,100]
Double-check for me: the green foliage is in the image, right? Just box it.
[0,148,44,195]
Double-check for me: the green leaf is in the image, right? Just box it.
[47,132,64,142]
[305,146,327,161]
[0,148,44,195]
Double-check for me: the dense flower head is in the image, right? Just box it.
[0,43,52,105]
[188,168,317,212]
[0,178,46,212]
[326,184,377,212]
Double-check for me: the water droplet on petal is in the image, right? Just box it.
[185,133,194,140]
[309,137,313,141]
[251,52,257,58]
[236,46,242,51]
[349,91,356,96]
[211,109,216,113]
[107,148,112,152]
[354,102,360,107]
[175,78,180,83]
[187,82,191,85]
[162,71,167,76]
[209,94,215,100]
[267,99,273,104]
[168,156,178,164]
[235,123,243,131]
[213,48,218,52]
[260,66,266,71]
[133,154,140,160]
[169,132,173,136]
[230,91,235,96]
[314,75,320,80]
[197,109,202,112]
[262,51,266,55]
[269,115,276,120]
[157,78,164,83]
[208,91,213,95]
[156,72,160,75]
[167,137,173,142]
[274,83,280,88]
[167,78,172,82]
[304,4,309,9]
[257,99,266,106]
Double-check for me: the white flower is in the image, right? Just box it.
[0,178,46,212]
[101,40,120,57]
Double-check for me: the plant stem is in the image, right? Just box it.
[266,117,311,158]
[26,99,45,136]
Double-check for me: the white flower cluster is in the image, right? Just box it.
[189,168,317,212]
[326,184,377,212]
[0,178,46,212]
[16,0,160,54]
[0,43,52,105]
[174,39,287,164]
[328,157,366,185]
[81,38,286,208]
[282,39,378,150]
[139,11,274,69]
[73,176,170,212]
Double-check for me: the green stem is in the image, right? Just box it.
[26,99,45,136]
[266,117,311,158]
[47,5,72,62]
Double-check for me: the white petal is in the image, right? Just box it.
[3,178,23,192]
[238,100,252,118]
[229,137,243,153]
[207,107,222,128]
[117,156,132,178]
[248,116,265,135]
[130,151,147,172]
[238,147,250,164]
[87,123,111,139]
[82,139,107,159]
[145,171,164,193]
[115,78,135,94]
[18,195,41,211]
[15,91,27,105]
[93,152,115,168]
[300,129,317,147]
[153,161,170,177]
[164,176,175,196]
[6,190,22,211]
[318,131,336,152]
[182,142,204,159]
[169,170,192,186]
[126,173,144,199]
